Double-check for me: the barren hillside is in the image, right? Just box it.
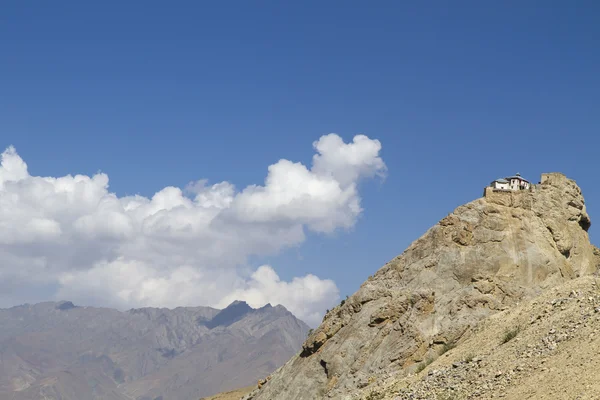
[246,173,600,400]
[368,275,600,399]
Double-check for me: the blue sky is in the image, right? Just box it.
[1,1,599,323]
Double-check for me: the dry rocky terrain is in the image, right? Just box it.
[367,275,600,399]
[243,173,600,400]
[200,385,255,400]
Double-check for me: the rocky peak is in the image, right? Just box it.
[204,300,253,329]
[249,173,600,400]
[55,301,77,311]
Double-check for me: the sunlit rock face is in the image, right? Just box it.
[250,173,600,400]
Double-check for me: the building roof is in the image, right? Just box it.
[506,175,530,183]
[492,178,509,184]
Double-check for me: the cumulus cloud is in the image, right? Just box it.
[0,134,385,326]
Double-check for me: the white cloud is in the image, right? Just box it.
[312,134,386,187]
[0,134,385,326]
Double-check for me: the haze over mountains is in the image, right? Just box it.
[0,299,309,400]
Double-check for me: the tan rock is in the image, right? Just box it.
[250,173,600,400]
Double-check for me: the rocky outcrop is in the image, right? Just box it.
[249,173,600,400]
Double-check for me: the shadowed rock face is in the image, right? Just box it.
[204,300,253,329]
[55,301,77,310]
[0,300,309,400]
[250,173,600,400]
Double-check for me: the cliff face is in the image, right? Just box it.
[249,173,600,400]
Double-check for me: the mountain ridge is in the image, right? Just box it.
[0,299,309,400]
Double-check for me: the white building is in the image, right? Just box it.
[491,173,530,191]
[491,178,510,190]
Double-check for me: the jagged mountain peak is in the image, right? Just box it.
[228,300,250,307]
[55,300,77,310]
[205,300,254,329]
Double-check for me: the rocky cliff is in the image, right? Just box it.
[248,173,600,400]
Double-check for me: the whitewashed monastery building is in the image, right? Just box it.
[490,173,531,191]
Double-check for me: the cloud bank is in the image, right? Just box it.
[0,134,385,326]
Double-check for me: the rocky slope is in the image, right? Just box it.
[200,385,255,400]
[370,275,600,399]
[248,173,600,400]
[0,300,309,400]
